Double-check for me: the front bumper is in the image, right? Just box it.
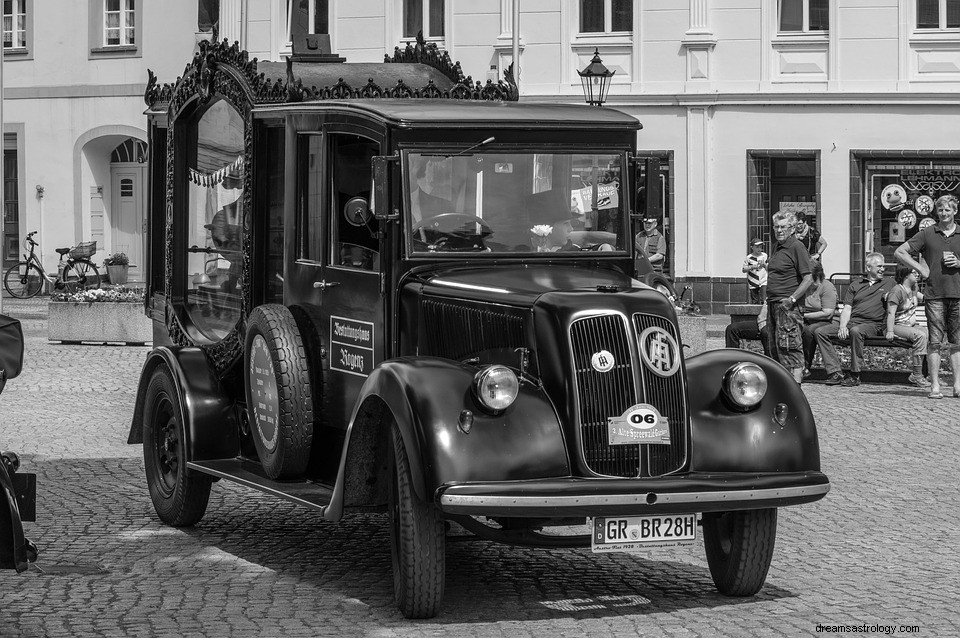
[436,471,829,517]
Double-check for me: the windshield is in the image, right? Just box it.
[404,151,628,255]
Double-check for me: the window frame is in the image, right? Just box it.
[777,0,829,35]
[89,0,142,58]
[2,0,32,58]
[916,0,960,30]
[2,0,26,49]
[103,0,135,46]
[578,0,632,35]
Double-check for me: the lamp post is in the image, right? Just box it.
[578,48,614,107]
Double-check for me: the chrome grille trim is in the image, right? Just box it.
[633,313,689,476]
[569,313,640,478]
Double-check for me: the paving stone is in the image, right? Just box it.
[0,313,957,636]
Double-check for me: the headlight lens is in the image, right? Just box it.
[723,362,767,408]
[473,365,519,412]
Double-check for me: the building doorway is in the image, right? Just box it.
[109,139,147,281]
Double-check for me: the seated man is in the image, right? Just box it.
[814,252,893,387]
[724,303,772,357]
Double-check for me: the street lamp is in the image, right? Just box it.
[578,48,615,107]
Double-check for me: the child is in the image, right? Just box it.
[885,265,931,389]
[742,238,767,304]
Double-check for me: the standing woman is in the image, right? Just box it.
[767,211,815,383]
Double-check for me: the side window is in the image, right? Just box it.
[403,0,444,38]
[183,99,244,343]
[329,133,379,270]
[917,0,960,29]
[2,0,27,50]
[89,0,141,58]
[297,134,324,262]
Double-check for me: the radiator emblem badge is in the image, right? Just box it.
[639,327,680,377]
[591,350,615,372]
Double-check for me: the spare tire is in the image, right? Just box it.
[244,305,314,479]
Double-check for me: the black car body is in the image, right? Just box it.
[129,37,829,618]
[0,314,37,572]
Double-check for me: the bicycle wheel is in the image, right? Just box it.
[61,259,101,293]
[3,262,44,299]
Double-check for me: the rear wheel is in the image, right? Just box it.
[142,366,212,526]
[3,262,43,298]
[389,426,445,619]
[61,259,101,293]
[703,508,777,596]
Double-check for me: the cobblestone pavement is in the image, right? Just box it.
[0,308,958,637]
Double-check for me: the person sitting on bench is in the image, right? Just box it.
[815,252,893,387]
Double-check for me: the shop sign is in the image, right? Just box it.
[778,202,816,216]
[901,169,960,192]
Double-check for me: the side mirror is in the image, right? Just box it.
[343,197,372,227]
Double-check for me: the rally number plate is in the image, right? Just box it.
[591,514,697,553]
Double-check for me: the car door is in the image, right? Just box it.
[286,123,384,434]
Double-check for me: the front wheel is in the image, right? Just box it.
[702,508,777,596]
[389,426,445,619]
[3,262,44,298]
[61,260,101,293]
[142,366,212,526]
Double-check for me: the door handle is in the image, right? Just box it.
[313,280,341,290]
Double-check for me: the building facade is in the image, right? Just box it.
[6,1,960,309]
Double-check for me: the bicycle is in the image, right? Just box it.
[3,231,102,299]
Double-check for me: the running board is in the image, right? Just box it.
[188,459,334,514]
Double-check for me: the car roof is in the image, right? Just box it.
[256,98,642,130]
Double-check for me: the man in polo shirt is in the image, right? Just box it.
[815,252,893,387]
[895,194,960,398]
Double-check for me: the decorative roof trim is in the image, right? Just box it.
[145,33,518,111]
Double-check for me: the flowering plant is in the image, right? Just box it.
[530,225,553,252]
[103,252,129,267]
[52,285,145,303]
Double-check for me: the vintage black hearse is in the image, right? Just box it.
[129,38,829,618]
[1,314,37,573]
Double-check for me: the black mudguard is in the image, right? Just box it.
[685,349,821,473]
[127,347,240,462]
[0,456,34,572]
[339,357,570,506]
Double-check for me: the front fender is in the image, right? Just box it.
[685,349,821,473]
[343,357,570,503]
[127,347,240,462]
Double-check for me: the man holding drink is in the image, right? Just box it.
[895,194,960,398]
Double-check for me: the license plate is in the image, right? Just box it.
[591,514,698,553]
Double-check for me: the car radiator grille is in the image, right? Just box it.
[570,313,688,478]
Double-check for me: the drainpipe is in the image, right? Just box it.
[512,0,520,94]
[240,0,249,50]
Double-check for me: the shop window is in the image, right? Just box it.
[867,161,960,266]
[403,0,444,38]
[917,0,960,29]
[580,0,632,34]
[771,158,817,228]
[183,99,245,343]
[779,0,829,33]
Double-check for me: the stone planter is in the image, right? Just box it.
[48,301,152,344]
[724,304,764,329]
[677,314,707,356]
[106,264,129,285]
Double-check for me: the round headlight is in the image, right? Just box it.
[473,365,519,412]
[723,362,768,408]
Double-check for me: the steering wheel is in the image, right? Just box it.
[412,213,493,236]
